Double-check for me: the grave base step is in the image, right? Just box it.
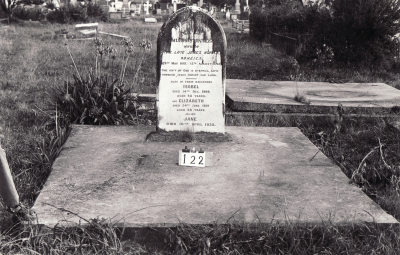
[225,111,400,127]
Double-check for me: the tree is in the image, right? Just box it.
[305,0,400,68]
[1,0,20,21]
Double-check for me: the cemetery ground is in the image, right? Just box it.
[1,19,400,254]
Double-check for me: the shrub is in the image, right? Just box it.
[46,7,71,23]
[252,0,400,69]
[45,2,55,10]
[67,3,88,22]
[12,6,44,21]
[87,2,108,22]
[46,38,153,125]
[249,8,268,40]
[46,2,107,23]
[301,0,400,69]
[250,0,311,39]
[47,74,137,125]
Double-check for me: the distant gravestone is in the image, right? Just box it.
[144,0,151,14]
[136,4,142,15]
[110,12,122,19]
[234,0,240,14]
[122,0,129,10]
[156,6,226,133]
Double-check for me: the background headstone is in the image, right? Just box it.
[157,6,227,133]
[122,0,129,10]
[135,4,142,15]
[110,12,122,19]
[144,0,151,14]
[235,0,240,14]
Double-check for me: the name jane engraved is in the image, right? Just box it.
[183,117,197,121]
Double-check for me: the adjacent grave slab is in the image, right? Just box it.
[144,17,157,23]
[226,80,400,114]
[32,125,398,227]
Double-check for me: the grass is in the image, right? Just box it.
[1,17,400,253]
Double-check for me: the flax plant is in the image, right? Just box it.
[47,37,152,126]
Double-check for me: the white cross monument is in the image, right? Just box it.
[143,0,151,15]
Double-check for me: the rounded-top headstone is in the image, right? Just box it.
[156,6,227,133]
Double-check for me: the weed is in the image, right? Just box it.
[294,93,310,105]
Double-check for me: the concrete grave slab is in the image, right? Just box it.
[32,125,397,227]
[226,80,400,114]
[144,17,157,23]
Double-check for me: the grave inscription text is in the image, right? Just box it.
[158,11,225,133]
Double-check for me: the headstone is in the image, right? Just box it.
[235,0,240,14]
[144,0,151,15]
[122,7,128,18]
[157,6,227,133]
[135,4,141,15]
[226,9,230,20]
[198,0,203,8]
[157,8,162,15]
[100,4,109,13]
[115,0,123,10]
[110,12,122,19]
[122,0,129,10]
[173,1,177,12]
[241,0,250,19]
[109,2,116,12]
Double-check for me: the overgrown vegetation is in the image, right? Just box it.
[1,18,400,254]
[46,37,152,126]
[251,0,400,70]
[47,2,109,23]
[10,2,108,23]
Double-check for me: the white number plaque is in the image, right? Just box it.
[178,150,213,167]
